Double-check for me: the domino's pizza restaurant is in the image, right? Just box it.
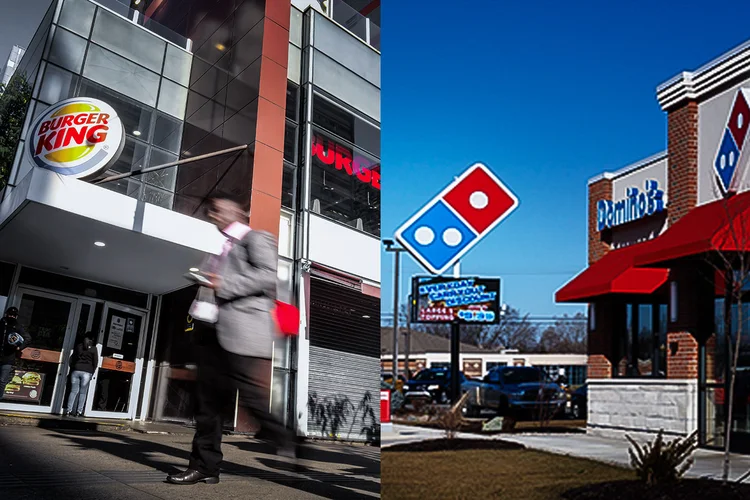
[0,0,382,442]
[556,39,750,453]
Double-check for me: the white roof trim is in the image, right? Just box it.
[657,38,750,110]
[587,151,668,186]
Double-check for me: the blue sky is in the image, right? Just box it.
[381,0,750,319]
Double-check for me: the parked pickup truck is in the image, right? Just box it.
[461,366,567,419]
[402,367,466,404]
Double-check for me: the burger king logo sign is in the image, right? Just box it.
[26,97,124,179]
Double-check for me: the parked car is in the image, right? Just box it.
[569,384,587,420]
[402,367,466,404]
[461,366,567,419]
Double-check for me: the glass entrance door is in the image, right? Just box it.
[0,289,77,414]
[60,300,99,416]
[85,303,146,419]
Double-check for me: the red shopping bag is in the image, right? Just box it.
[273,300,300,336]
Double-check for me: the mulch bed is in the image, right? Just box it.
[563,479,750,500]
[383,438,525,453]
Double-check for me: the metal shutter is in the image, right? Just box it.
[307,278,380,442]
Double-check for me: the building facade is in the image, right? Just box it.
[558,38,750,452]
[0,0,380,443]
[2,45,26,88]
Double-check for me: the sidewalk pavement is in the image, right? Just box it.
[0,426,380,500]
[383,423,750,482]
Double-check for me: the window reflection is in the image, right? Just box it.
[619,302,667,378]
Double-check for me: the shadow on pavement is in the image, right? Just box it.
[40,429,377,499]
[256,456,381,495]
[230,439,380,477]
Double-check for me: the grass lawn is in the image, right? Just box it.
[382,447,633,500]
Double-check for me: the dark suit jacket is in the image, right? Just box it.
[214,229,278,359]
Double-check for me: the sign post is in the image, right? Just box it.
[451,262,461,404]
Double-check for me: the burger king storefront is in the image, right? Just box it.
[0,0,381,441]
[556,39,750,453]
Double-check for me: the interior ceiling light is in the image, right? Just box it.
[133,130,141,136]
[189,267,199,272]
[216,43,226,51]
[94,241,106,247]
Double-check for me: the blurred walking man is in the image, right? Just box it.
[168,195,295,486]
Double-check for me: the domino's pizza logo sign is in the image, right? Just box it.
[597,180,665,231]
[395,163,519,275]
[714,89,750,194]
[26,97,125,180]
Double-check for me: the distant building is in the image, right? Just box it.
[2,45,25,88]
[381,328,588,385]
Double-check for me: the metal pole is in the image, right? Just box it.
[405,293,412,380]
[94,144,249,185]
[450,320,460,404]
[450,262,461,404]
[392,249,400,385]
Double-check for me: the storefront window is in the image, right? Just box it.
[637,305,654,376]
[310,129,380,235]
[618,302,667,378]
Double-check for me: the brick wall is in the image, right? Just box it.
[588,354,612,379]
[667,331,699,379]
[667,101,699,225]
[588,178,613,264]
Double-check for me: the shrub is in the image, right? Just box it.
[626,430,698,486]
[436,408,464,439]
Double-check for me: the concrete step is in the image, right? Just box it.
[0,411,129,432]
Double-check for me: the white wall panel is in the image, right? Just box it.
[312,49,380,122]
[308,214,379,282]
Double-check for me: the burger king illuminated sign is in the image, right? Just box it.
[26,97,124,179]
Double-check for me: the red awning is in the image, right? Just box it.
[635,191,750,267]
[556,241,669,303]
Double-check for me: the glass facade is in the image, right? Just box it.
[161,0,269,218]
[8,0,191,210]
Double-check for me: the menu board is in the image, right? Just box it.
[3,370,45,403]
[411,276,501,324]
[107,315,125,350]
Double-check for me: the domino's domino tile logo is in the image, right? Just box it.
[395,163,519,275]
[714,89,750,194]
[26,97,125,180]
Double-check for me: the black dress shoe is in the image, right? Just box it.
[167,469,220,485]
